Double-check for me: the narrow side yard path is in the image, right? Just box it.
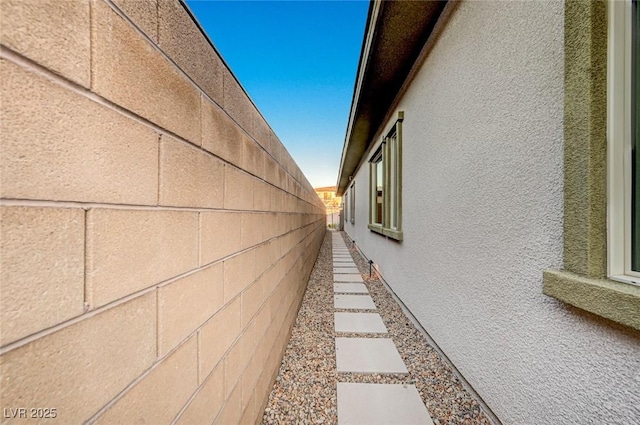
[261,230,492,425]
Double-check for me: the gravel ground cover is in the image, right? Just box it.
[261,231,492,425]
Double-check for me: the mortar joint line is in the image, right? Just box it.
[0,46,321,211]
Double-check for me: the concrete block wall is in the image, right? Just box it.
[0,0,325,423]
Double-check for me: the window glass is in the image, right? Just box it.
[350,183,355,223]
[375,156,383,225]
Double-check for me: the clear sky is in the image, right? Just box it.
[184,0,369,189]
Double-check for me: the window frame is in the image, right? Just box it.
[608,0,640,284]
[367,111,403,241]
[349,182,355,224]
[542,0,640,331]
[370,148,384,226]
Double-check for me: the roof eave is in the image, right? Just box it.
[336,0,449,196]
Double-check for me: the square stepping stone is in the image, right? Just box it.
[334,274,364,283]
[334,294,376,310]
[335,338,408,373]
[333,267,360,274]
[335,312,387,333]
[334,283,368,294]
[337,383,434,425]
[333,258,355,263]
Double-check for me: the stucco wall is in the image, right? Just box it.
[345,1,640,424]
[0,0,325,423]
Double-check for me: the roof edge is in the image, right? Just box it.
[336,0,454,196]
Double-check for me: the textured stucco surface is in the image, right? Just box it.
[562,0,608,278]
[344,1,640,424]
[544,270,640,330]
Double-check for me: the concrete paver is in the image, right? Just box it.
[337,383,435,425]
[330,232,433,425]
[334,294,376,310]
[334,274,364,283]
[334,312,388,333]
[334,283,369,294]
[335,337,408,373]
[333,267,360,274]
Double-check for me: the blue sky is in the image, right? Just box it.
[185,0,369,188]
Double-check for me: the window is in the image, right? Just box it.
[543,0,640,331]
[371,150,384,225]
[349,182,355,224]
[368,111,403,240]
[609,0,640,284]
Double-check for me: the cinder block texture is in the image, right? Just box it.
[253,115,273,152]
[0,294,156,425]
[92,0,201,143]
[158,263,224,355]
[214,381,242,425]
[199,298,241,380]
[0,206,85,346]
[253,180,272,211]
[241,279,264,329]
[242,135,265,178]
[159,135,224,208]
[200,211,242,265]
[87,208,199,307]
[1,0,90,86]
[158,0,223,104]
[225,166,255,210]
[224,321,260,400]
[224,249,256,303]
[223,68,254,135]
[202,97,244,166]
[0,0,326,423]
[264,155,279,185]
[1,59,159,204]
[112,0,158,42]
[241,213,265,249]
[175,362,224,424]
[94,336,198,425]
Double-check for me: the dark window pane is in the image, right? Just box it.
[375,157,383,224]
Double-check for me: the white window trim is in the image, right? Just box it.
[608,0,640,284]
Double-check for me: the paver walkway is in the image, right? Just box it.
[331,233,435,425]
[261,230,493,425]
